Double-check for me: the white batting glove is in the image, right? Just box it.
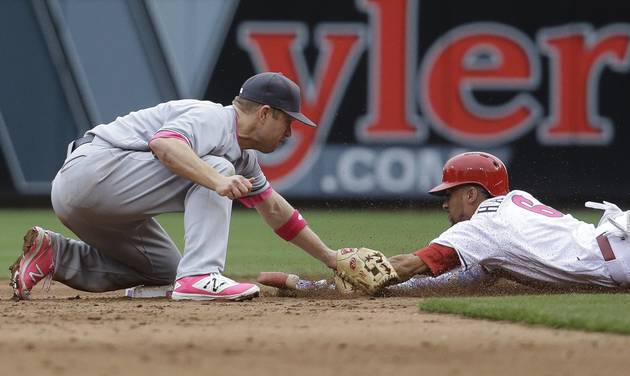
[585,200,629,235]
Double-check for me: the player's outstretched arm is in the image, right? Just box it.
[388,253,431,281]
[388,244,496,290]
[255,190,337,269]
[389,264,496,291]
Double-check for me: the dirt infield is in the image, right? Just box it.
[1,283,629,376]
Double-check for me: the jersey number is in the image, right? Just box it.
[511,195,563,218]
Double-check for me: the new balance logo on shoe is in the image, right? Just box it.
[28,264,45,283]
[204,277,227,292]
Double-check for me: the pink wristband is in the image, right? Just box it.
[275,210,307,241]
[239,186,274,208]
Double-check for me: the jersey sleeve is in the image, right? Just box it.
[431,218,501,271]
[158,104,227,157]
[234,150,270,195]
[413,243,461,276]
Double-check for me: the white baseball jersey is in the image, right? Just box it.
[87,99,269,195]
[432,190,617,287]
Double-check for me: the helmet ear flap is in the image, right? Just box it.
[429,152,509,197]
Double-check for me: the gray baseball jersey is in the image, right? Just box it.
[88,99,269,194]
[50,100,268,292]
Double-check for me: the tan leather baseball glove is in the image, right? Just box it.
[335,247,399,295]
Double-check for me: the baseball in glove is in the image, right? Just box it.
[335,247,398,295]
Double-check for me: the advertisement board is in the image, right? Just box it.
[1,0,629,203]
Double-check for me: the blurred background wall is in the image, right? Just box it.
[1,0,629,205]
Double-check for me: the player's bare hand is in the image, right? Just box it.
[216,175,252,199]
[388,254,428,282]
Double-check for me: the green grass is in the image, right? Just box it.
[0,208,602,278]
[3,207,622,333]
[420,293,630,334]
[0,208,451,278]
[0,209,630,334]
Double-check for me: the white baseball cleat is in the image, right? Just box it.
[171,273,259,301]
[586,200,630,235]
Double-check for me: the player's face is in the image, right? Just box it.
[259,107,293,152]
[442,186,475,225]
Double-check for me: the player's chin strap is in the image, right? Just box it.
[585,201,630,237]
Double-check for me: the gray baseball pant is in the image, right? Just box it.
[50,137,234,292]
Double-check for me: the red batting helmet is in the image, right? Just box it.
[429,152,509,197]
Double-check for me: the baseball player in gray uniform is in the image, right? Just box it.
[10,72,337,301]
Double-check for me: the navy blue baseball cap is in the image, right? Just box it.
[239,72,317,128]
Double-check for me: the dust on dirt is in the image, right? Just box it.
[1,282,628,376]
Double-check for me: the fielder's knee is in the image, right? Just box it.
[153,252,180,284]
[201,156,235,177]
